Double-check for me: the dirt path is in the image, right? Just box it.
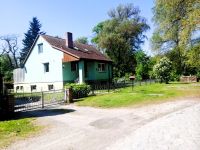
[6,98,200,150]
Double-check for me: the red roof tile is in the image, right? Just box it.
[41,35,112,62]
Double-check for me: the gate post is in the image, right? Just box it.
[6,94,15,113]
[41,92,44,108]
[65,88,73,103]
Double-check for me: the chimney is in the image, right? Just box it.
[65,32,73,48]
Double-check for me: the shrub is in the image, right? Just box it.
[65,83,91,99]
[153,57,172,84]
[170,70,180,81]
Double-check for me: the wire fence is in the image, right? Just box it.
[89,79,157,95]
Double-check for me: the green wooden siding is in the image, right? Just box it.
[62,61,112,82]
[62,62,78,82]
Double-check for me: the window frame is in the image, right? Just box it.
[38,43,43,54]
[71,61,78,71]
[44,63,49,73]
[31,85,37,91]
[98,63,106,72]
[20,86,23,90]
[48,84,54,91]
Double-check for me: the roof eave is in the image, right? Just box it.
[23,34,40,65]
[51,46,80,59]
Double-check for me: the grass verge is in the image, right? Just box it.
[0,118,42,148]
[77,83,200,108]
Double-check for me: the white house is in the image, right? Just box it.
[14,32,112,92]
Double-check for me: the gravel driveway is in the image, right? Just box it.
[6,98,200,150]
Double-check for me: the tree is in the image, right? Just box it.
[135,50,151,80]
[187,43,200,77]
[0,35,20,69]
[92,3,149,77]
[75,36,88,44]
[20,17,45,63]
[153,57,172,84]
[0,35,20,81]
[151,0,200,75]
[0,55,13,81]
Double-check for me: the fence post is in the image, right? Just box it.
[41,92,44,108]
[92,85,95,95]
[64,89,67,103]
[108,82,110,93]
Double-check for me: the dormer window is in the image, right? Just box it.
[38,43,43,54]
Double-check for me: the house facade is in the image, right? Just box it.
[14,32,112,92]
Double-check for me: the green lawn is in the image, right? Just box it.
[77,83,200,108]
[0,118,41,148]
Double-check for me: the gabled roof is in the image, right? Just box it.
[41,35,112,62]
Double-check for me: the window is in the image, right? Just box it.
[48,84,54,91]
[38,43,43,53]
[20,86,23,90]
[44,63,49,72]
[71,62,78,71]
[16,86,19,90]
[98,63,106,72]
[31,85,36,91]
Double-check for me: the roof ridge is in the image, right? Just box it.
[42,34,94,47]
[41,34,65,40]
[41,34,112,62]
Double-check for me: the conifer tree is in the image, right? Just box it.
[20,17,45,63]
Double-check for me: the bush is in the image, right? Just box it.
[170,71,180,81]
[153,57,172,84]
[65,83,91,99]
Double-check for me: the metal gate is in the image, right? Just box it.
[14,89,65,112]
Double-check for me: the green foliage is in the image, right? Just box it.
[151,0,200,75]
[0,55,13,81]
[153,57,172,83]
[65,83,91,98]
[170,71,180,81]
[20,17,45,63]
[75,36,88,44]
[92,3,149,77]
[187,43,200,71]
[135,50,151,80]
[152,0,200,49]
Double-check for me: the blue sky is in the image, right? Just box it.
[0,0,154,55]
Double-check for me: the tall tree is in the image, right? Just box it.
[92,3,149,77]
[0,35,20,81]
[151,0,200,74]
[0,35,20,69]
[75,36,88,44]
[20,17,45,63]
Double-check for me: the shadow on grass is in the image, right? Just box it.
[73,95,97,103]
[169,82,190,84]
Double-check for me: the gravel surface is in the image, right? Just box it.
[6,98,200,150]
